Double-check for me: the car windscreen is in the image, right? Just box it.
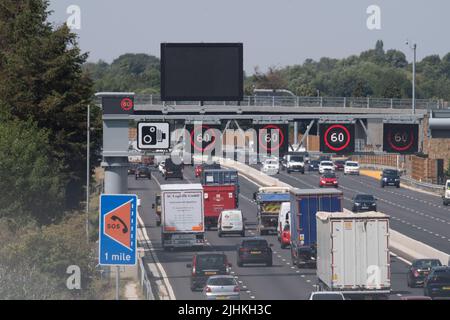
[447,182,450,190]
[355,195,375,201]
[137,167,149,172]
[346,162,358,167]
[383,170,398,177]
[323,173,336,178]
[290,156,303,162]
[321,162,333,166]
[242,240,267,248]
[207,277,236,286]
[414,260,442,269]
[196,255,226,269]
[310,161,319,165]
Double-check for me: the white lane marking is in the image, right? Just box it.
[137,214,176,300]
[250,296,256,299]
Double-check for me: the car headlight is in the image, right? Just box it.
[383,177,388,181]
[354,203,361,206]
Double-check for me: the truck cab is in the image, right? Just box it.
[443,180,450,206]
[254,187,290,236]
[282,153,306,174]
[152,193,162,226]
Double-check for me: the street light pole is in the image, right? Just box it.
[86,104,90,244]
[412,43,417,115]
[406,41,417,114]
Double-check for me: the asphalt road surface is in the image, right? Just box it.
[131,165,426,300]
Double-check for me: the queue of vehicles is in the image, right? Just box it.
[145,159,450,300]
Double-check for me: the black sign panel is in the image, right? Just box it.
[256,124,289,157]
[161,43,243,101]
[320,123,355,154]
[102,96,134,115]
[185,124,222,154]
[383,124,419,154]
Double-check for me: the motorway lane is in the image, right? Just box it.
[269,168,450,254]
[131,166,424,300]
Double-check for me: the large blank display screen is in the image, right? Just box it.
[161,43,243,101]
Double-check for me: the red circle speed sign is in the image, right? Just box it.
[120,98,134,111]
[387,129,414,152]
[258,125,285,152]
[324,124,351,152]
[190,124,218,152]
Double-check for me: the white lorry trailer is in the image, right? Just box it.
[316,210,391,299]
[161,184,205,250]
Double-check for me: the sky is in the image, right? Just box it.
[49,0,450,73]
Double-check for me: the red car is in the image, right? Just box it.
[195,164,203,177]
[280,225,290,249]
[319,172,338,188]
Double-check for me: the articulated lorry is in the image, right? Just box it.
[161,184,205,250]
[316,210,391,299]
[254,187,291,235]
[290,188,343,268]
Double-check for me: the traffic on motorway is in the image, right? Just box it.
[131,154,450,301]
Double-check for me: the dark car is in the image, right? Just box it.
[408,259,442,288]
[164,158,183,180]
[334,160,346,171]
[381,169,400,188]
[128,164,138,175]
[352,194,377,212]
[309,160,320,172]
[135,166,151,180]
[237,238,273,267]
[424,266,450,299]
[187,253,231,291]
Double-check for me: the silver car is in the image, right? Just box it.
[203,275,240,300]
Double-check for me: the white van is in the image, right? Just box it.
[277,202,290,241]
[218,210,245,237]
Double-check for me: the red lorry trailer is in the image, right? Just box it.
[203,184,238,229]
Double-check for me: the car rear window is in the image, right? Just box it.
[346,162,358,167]
[321,162,333,166]
[323,173,336,178]
[242,240,267,248]
[207,277,236,286]
[312,293,344,300]
[355,195,375,201]
[196,255,226,269]
[431,270,450,283]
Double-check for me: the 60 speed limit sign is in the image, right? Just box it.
[320,123,355,154]
[383,124,418,154]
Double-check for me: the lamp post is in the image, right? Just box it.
[86,104,90,244]
[406,41,417,114]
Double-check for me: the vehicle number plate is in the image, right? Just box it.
[251,251,261,255]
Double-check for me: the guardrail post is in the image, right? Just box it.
[367,97,370,108]
[320,96,323,107]
[297,96,300,107]
[272,96,275,107]
[343,97,346,108]
[150,95,153,105]
[390,99,393,109]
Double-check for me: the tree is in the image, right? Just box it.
[0,119,65,224]
[0,0,97,209]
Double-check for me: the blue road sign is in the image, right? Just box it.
[99,194,138,266]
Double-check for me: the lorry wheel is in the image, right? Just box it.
[218,232,222,238]
[237,260,243,267]
[267,259,273,267]
[281,243,286,249]
[156,221,161,227]
[241,231,245,237]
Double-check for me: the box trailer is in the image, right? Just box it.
[290,188,343,268]
[203,184,238,229]
[161,184,205,250]
[316,210,391,299]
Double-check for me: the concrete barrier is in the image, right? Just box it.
[212,157,450,265]
[390,230,449,265]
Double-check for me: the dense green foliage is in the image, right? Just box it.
[0,0,101,210]
[0,1,105,299]
[86,40,450,101]
[83,53,160,94]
